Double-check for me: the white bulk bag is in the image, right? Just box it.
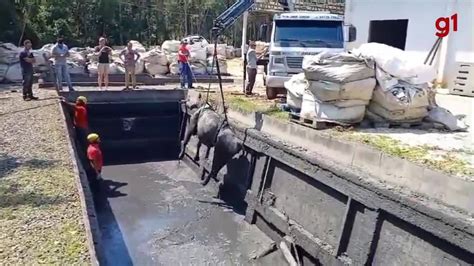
[189,44,207,62]
[207,44,227,58]
[284,73,307,110]
[0,64,9,82]
[88,62,98,75]
[32,50,49,66]
[5,63,22,82]
[129,40,146,53]
[206,56,227,74]
[371,83,429,111]
[67,62,85,75]
[142,49,168,66]
[145,62,169,75]
[368,102,428,122]
[0,43,21,64]
[169,62,180,75]
[226,46,235,58]
[352,43,436,84]
[307,78,376,102]
[300,91,366,123]
[109,62,125,75]
[134,59,145,74]
[162,40,181,54]
[302,51,375,83]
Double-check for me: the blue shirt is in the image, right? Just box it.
[52,43,69,65]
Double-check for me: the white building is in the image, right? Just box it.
[344,0,474,90]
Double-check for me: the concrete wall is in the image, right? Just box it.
[345,0,474,86]
[182,108,474,265]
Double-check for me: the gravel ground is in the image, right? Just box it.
[0,86,89,264]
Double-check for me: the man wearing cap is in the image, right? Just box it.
[178,40,194,89]
[52,36,75,91]
[87,133,103,181]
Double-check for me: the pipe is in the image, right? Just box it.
[344,0,352,25]
[436,0,456,85]
[242,11,249,93]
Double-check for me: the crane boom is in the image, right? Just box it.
[213,0,255,35]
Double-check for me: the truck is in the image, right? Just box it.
[260,11,357,99]
[211,0,356,99]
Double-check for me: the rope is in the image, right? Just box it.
[205,36,228,123]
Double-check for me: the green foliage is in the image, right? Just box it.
[2,0,246,47]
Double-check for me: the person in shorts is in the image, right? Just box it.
[94,37,112,90]
[120,41,141,91]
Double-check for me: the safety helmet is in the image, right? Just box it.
[87,133,100,143]
[76,96,87,104]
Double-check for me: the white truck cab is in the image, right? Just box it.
[263,12,356,99]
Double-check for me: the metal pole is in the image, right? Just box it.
[242,11,249,93]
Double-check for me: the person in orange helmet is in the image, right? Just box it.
[87,133,103,181]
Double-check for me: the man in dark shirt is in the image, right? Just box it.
[19,39,38,101]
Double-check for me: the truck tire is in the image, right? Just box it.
[266,86,278,100]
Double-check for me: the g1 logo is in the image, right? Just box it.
[435,13,458,38]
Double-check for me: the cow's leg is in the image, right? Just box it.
[194,140,202,161]
[205,145,211,159]
[178,112,199,160]
[202,144,231,186]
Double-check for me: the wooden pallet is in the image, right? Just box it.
[289,113,352,130]
[363,111,443,130]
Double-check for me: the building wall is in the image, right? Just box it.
[345,0,474,86]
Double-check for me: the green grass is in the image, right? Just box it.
[210,92,473,177]
[223,95,289,121]
[347,134,474,177]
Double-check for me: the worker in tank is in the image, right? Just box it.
[87,133,103,181]
[61,96,90,145]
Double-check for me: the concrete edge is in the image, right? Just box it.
[225,107,473,215]
[57,101,102,265]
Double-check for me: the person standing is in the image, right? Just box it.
[62,96,90,163]
[19,39,39,101]
[178,40,194,89]
[245,41,258,96]
[94,37,112,90]
[52,36,74,91]
[87,133,103,181]
[120,41,140,91]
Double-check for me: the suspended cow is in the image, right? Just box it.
[179,93,243,186]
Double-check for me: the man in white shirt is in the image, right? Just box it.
[246,41,258,96]
[52,36,74,91]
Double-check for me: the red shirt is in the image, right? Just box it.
[87,143,103,172]
[178,44,189,63]
[74,105,88,129]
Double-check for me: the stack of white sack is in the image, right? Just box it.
[255,41,269,56]
[0,43,52,82]
[300,51,376,124]
[142,48,169,75]
[284,73,307,111]
[226,45,235,59]
[206,44,227,58]
[206,55,228,74]
[188,42,208,75]
[352,43,435,122]
[162,40,181,75]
